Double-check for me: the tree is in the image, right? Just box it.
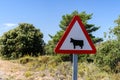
[94,16,120,73]
[45,11,103,55]
[0,23,45,59]
[113,16,120,40]
[95,40,120,73]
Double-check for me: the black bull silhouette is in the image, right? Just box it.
[70,38,84,49]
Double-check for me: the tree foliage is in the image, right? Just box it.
[113,16,120,40]
[45,11,103,55]
[95,40,120,73]
[94,16,120,73]
[0,23,45,59]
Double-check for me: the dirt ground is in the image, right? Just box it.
[0,59,26,80]
[0,59,68,80]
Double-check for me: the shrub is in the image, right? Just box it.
[95,40,120,73]
[19,56,35,64]
[0,23,45,59]
[24,71,33,78]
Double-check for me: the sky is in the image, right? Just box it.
[0,0,120,43]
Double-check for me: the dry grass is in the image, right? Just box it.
[0,56,119,80]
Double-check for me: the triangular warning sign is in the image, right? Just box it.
[54,15,96,54]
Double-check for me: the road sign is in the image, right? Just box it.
[54,15,96,54]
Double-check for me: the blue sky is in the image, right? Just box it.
[0,0,120,43]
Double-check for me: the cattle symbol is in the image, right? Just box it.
[70,38,84,49]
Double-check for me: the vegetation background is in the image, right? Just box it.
[0,11,120,80]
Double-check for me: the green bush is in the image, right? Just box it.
[24,71,33,78]
[95,40,120,73]
[19,56,35,64]
[0,23,45,59]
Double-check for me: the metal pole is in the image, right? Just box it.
[72,54,78,80]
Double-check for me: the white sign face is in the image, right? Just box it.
[60,21,92,50]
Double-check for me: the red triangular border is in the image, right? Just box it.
[54,15,96,54]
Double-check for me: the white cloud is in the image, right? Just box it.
[0,23,18,36]
[3,23,17,27]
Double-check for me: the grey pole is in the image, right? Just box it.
[72,54,78,80]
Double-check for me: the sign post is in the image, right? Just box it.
[73,54,78,80]
[54,15,96,80]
